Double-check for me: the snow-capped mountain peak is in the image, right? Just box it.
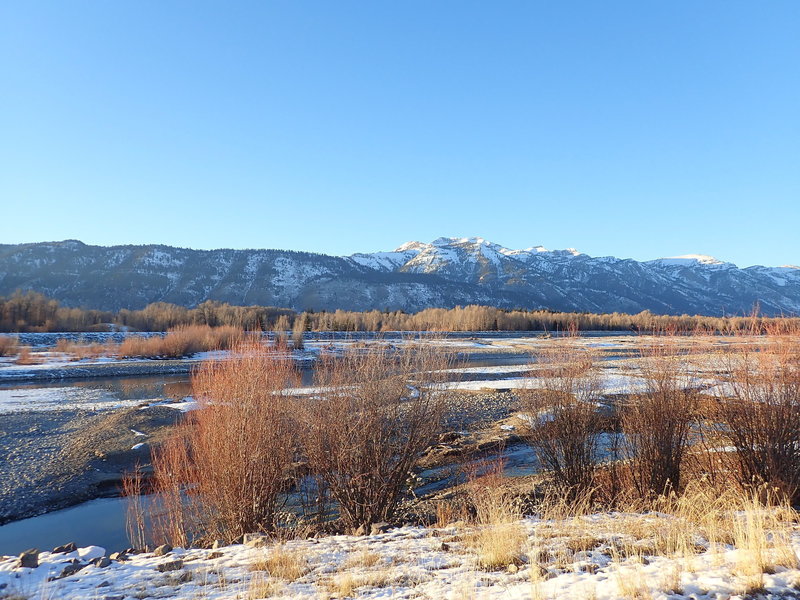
[649,254,733,270]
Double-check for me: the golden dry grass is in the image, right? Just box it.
[343,549,381,569]
[463,464,528,571]
[250,545,309,582]
[247,573,284,599]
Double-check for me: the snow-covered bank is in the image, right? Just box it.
[2,516,800,600]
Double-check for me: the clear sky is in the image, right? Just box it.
[1,1,798,267]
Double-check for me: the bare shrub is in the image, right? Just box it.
[0,335,18,357]
[301,341,455,532]
[518,342,603,500]
[716,331,800,502]
[147,341,300,545]
[14,346,39,365]
[621,336,699,499]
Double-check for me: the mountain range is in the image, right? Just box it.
[0,238,798,316]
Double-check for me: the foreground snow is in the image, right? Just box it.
[3,516,800,600]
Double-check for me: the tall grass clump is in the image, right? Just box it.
[518,341,603,501]
[301,341,455,532]
[143,340,300,545]
[464,460,527,570]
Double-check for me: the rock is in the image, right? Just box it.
[109,551,128,561]
[177,570,193,583]
[208,551,224,559]
[156,559,183,572]
[103,596,125,600]
[18,548,39,568]
[370,522,391,535]
[153,544,172,556]
[243,533,269,548]
[58,562,86,578]
[92,556,111,568]
[97,580,111,587]
[52,542,77,554]
[440,542,450,551]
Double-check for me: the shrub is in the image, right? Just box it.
[146,341,300,545]
[621,336,699,499]
[518,342,603,501]
[716,333,800,502]
[14,346,38,365]
[301,341,455,532]
[0,335,18,357]
[117,325,244,359]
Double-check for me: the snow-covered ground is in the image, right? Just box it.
[2,516,799,600]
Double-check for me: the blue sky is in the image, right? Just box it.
[1,1,798,267]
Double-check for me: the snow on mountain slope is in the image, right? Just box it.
[0,239,798,316]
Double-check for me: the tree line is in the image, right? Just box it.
[1,289,797,333]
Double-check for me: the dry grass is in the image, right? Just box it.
[612,560,652,600]
[464,462,527,570]
[327,571,393,597]
[54,338,108,360]
[247,573,284,599]
[250,545,309,581]
[731,486,798,588]
[343,550,382,569]
[524,474,799,598]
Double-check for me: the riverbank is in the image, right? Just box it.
[3,513,799,600]
[0,404,184,525]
